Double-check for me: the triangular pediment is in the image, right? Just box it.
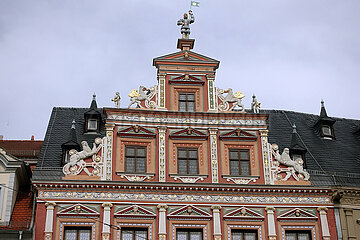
[169,128,208,140]
[219,129,257,141]
[58,204,99,217]
[168,205,212,220]
[115,205,156,218]
[169,74,205,85]
[153,51,219,69]
[117,126,156,138]
[278,208,317,220]
[224,207,264,220]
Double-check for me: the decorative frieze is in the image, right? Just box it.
[39,191,331,204]
[171,175,205,183]
[224,176,258,185]
[104,124,115,180]
[260,130,271,184]
[207,75,216,111]
[209,129,219,183]
[158,73,166,109]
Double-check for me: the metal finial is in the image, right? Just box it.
[292,124,297,133]
[93,93,96,101]
[71,120,76,129]
[321,99,324,107]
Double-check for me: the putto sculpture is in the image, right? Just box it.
[177,10,195,39]
[111,92,121,108]
[251,94,261,113]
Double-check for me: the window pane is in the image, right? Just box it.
[298,233,310,240]
[136,230,147,240]
[177,231,188,240]
[187,94,195,101]
[230,160,239,175]
[122,231,133,240]
[126,147,135,156]
[232,232,242,240]
[79,229,91,240]
[178,160,187,174]
[179,94,187,100]
[187,102,195,112]
[136,158,146,172]
[240,161,250,175]
[178,149,187,158]
[126,158,135,172]
[285,233,297,240]
[190,231,202,240]
[189,150,197,159]
[240,151,249,160]
[137,148,146,157]
[64,230,77,240]
[229,151,238,160]
[244,232,256,240]
[188,160,198,174]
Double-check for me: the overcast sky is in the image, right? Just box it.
[1,0,359,140]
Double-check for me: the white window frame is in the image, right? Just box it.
[87,119,98,131]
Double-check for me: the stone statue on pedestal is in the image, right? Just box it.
[177,10,195,39]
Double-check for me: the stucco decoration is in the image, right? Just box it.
[128,85,157,109]
[271,144,310,181]
[217,88,245,111]
[63,138,103,176]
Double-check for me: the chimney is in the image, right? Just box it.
[31,135,34,141]
[0,135,3,140]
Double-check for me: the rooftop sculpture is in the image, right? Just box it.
[177,10,194,39]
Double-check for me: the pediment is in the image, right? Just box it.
[219,129,257,141]
[278,208,317,221]
[58,204,99,217]
[169,74,205,85]
[169,128,208,140]
[168,205,212,220]
[224,207,264,220]
[117,125,156,138]
[114,205,156,218]
[153,51,219,69]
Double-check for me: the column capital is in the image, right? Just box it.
[209,129,218,135]
[158,73,166,79]
[206,74,215,80]
[265,206,276,212]
[211,205,222,211]
[157,204,168,211]
[105,123,115,131]
[45,202,56,209]
[102,203,113,209]
[158,127,167,133]
[260,129,269,136]
[344,208,353,216]
[317,207,328,214]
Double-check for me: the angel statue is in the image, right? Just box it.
[177,10,195,39]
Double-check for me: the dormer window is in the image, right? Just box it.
[87,119,98,131]
[314,101,336,140]
[321,125,332,136]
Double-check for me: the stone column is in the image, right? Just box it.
[102,203,113,240]
[265,207,277,240]
[158,204,168,240]
[344,209,356,240]
[157,73,166,109]
[158,127,167,182]
[44,202,56,240]
[207,75,216,111]
[260,130,271,185]
[317,207,330,240]
[211,205,222,240]
[103,124,115,180]
[209,129,219,183]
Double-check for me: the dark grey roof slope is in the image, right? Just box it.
[265,109,360,187]
[33,107,105,181]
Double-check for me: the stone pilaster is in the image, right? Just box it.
[344,208,356,240]
[44,202,56,240]
[158,73,166,109]
[158,204,168,240]
[102,203,113,240]
[158,127,167,182]
[207,75,216,111]
[260,130,271,184]
[211,205,222,240]
[103,124,115,180]
[209,129,219,183]
[265,207,277,240]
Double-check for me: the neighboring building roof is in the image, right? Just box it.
[265,109,360,187]
[0,139,43,161]
[33,107,105,180]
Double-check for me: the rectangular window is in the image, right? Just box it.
[321,125,332,136]
[231,229,257,240]
[121,228,148,240]
[125,146,146,173]
[176,229,203,240]
[229,149,250,176]
[179,93,195,112]
[64,227,91,240]
[285,230,311,240]
[178,148,198,175]
[87,119,98,131]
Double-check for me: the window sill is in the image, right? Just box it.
[222,175,259,185]
[116,172,155,182]
[170,174,208,183]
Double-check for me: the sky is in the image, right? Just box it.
[1,0,359,140]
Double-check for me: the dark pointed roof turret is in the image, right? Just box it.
[85,94,101,117]
[317,100,336,123]
[290,124,306,152]
[61,120,80,150]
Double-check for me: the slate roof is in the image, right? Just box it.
[33,107,105,180]
[0,140,43,160]
[265,109,360,187]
